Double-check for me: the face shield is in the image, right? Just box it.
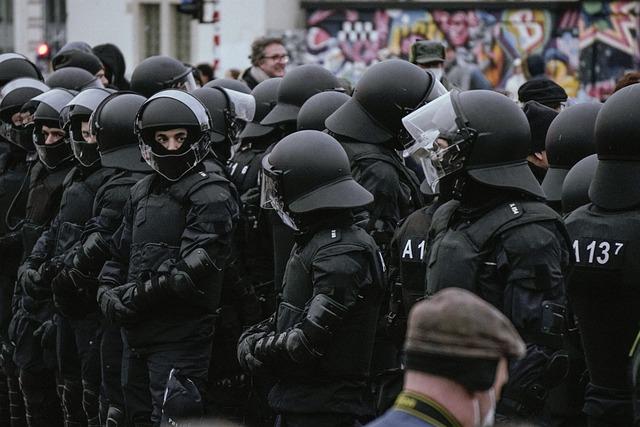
[259,157,299,231]
[166,68,198,93]
[219,88,256,141]
[396,74,449,150]
[137,89,212,181]
[69,117,100,167]
[402,91,475,193]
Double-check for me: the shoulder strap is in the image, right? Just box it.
[169,169,231,204]
[465,200,564,250]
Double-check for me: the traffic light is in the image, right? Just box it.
[177,0,219,24]
[178,0,199,18]
[36,42,51,60]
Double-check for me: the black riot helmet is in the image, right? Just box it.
[45,67,104,91]
[260,64,341,126]
[0,78,49,151]
[238,77,281,140]
[31,88,76,169]
[60,88,114,167]
[135,89,212,181]
[130,56,197,98]
[0,53,43,87]
[590,84,640,210]
[541,103,600,203]
[191,86,256,150]
[91,92,149,171]
[260,130,373,230]
[205,78,251,94]
[561,154,597,214]
[297,91,350,131]
[326,60,447,148]
[403,89,544,198]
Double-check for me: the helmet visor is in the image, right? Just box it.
[259,159,299,231]
[402,92,468,192]
[34,136,73,169]
[222,89,256,123]
[139,133,210,181]
[71,139,100,167]
[0,122,35,151]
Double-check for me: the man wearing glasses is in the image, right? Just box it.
[241,37,289,89]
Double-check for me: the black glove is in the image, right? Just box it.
[97,284,137,325]
[33,319,57,351]
[52,268,98,317]
[19,267,47,300]
[237,331,268,373]
[237,315,276,373]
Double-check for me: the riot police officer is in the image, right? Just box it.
[403,89,571,421]
[191,85,265,421]
[325,60,446,253]
[565,84,640,426]
[561,154,598,215]
[238,130,385,427]
[49,91,151,427]
[542,103,600,212]
[260,65,341,297]
[45,67,105,92]
[0,53,43,88]
[130,55,198,98]
[97,90,239,426]
[39,87,113,427]
[296,90,350,132]
[12,88,78,427]
[228,77,281,309]
[0,73,48,427]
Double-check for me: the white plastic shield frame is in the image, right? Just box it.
[0,78,49,105]
[402,91,467,193]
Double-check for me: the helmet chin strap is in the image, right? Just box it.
[450,173,467,201]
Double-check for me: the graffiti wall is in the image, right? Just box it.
[304,2,640,99]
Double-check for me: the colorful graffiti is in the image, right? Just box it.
[304,2,640,100]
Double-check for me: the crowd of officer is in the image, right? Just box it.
[0,35,639,427]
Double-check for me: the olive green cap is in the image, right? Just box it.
[410,40,446,65]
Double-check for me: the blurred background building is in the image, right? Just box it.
[2,0,639,99]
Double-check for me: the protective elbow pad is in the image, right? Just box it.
[74,233,109,274]
[286,294,350,363]
[178,248,219,279]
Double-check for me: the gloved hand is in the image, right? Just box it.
[97,284,137,325]
[19,267,46,300]
[52,268,97,317]
[0,340,14,373]
[33,319,57,351]
[237,331,268,373]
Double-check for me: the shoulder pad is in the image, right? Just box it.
[171,169,232,203]
[430,200,460,235]
[468,200,564,249]
[129,174,155,205]
[62,166,79,188]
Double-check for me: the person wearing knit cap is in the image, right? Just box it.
[51,49,108,86]
[518,78,567,111]
[522,100,558,183]
[93,43,131,90]
[367,288,525,427]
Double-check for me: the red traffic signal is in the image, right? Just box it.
[36,43,51,59]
